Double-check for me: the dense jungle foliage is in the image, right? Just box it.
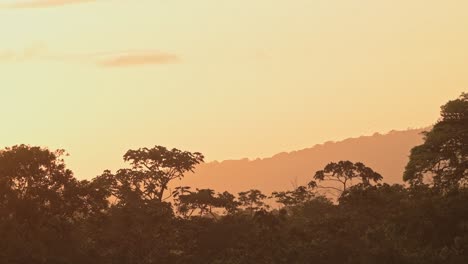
[0,93,466,264]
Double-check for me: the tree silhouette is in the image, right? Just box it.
[99,146,204,205]
[174,188,239,218]
[309,161,383,198]
[238,189,269,215]
[404,93,468,190]
[0,145,93,262]
[1,93,468,264]
[0,145,94,219]
[271,185,316,207]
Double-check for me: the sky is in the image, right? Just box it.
[0,0,467,179]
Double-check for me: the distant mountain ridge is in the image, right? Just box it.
[179,128,427,195]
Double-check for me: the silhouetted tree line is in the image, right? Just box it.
[0,93,466,264]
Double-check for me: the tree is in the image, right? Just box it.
[217,191,240,215]
[0,145,94,263]
[176,188,218,218]
[100,146,204,205]
[404,93,468,190]
[94,199,176,264]
[271,186,316,207]
[238,189,269,215]
[0,145,96,220]
[309,161,383,198]
[174,188,239,218]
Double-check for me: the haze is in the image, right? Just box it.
[1,0,467,179]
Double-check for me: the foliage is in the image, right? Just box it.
[173,188,239,218]
[404,93,468,190]
[309,160,383,198]
[271,185,316,207]
[96,146,204,207]
[238,189,269,215]
[0,94,467,263]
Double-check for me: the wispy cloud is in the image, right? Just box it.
[97,51,180,67]
[0,0,96,9]
[0,44,47,62]
[0,46,180,68]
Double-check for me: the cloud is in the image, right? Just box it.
[98,51,180,67]
[0,0,96,9]
[0,44,47,62]
[0,46,180,68]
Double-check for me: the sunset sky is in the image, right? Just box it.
[1,0,467,179]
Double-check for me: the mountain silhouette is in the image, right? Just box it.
[180,128,427,194]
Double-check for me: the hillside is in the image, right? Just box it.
[180,128,427,194]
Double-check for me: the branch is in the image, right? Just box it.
[162,188,173,201]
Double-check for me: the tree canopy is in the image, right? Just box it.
[309,160,383,198]
[0,93,467,264]
[404,93,468,190]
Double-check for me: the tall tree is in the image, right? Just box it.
[0,145,92,263]
[0,145,80,218]
[100,146,204,205]
[404,93,468,190]
[309,161,383,198]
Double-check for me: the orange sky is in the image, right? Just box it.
[0,0,467,179]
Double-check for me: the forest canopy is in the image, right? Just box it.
[0,93,467,264]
